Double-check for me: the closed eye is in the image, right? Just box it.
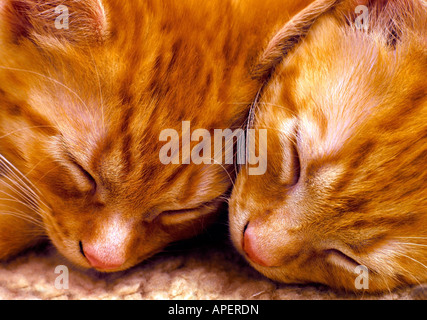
[65,151,97,195]
[159,207,204,226]
[291,138,301,186]
[159,201,220,226]
[287,125,301,186]
[161,207,201,216]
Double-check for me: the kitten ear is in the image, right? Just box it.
[252,0,422,82]
[3,0,108,46]
[252,0,375,81]
[252,0,344,82]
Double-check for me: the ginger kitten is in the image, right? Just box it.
[0,0,313,271]
[229,0,427,292]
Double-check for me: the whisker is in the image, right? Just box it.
[0,126,56,140]
[0,211,45,229]
[0,185,50,223]
[201,157,236,189]
[25,153,56,177]
[400,254,427,270]
[0,168,51,237]
[0,194,40,216]
[407,272,423,288]
[0,174,40,210]
[0,65,92,116]
[377,272,393,296]
[33,165,61,186]
[0,202,46,225]
[398,242,427,248]
[395,237,427,240]
[0,154,49,210]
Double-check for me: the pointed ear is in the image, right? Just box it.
[3,0,108,46]
[252,0,423,82]
[252,0,344,82]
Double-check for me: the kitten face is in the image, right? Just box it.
[0,0,259,270]
[230,0,427,292]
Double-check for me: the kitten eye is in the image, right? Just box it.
[159,204,212,226]
[65,153,97,195]
[291,141,301,186]
[161,207,199,216]
[71,161,97,193]
[285,126,301,186]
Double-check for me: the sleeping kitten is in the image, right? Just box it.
[0,0,313,271]
[229,0,427,292]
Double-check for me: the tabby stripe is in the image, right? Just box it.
[349,139,376,170]
[0,90,57,135]
[380,88,426,131]
[165,164,188,186]
[120,107,135,135]
[121,134,134,175]
[167,38,183,73]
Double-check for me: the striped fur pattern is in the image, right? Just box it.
[229,0,427,292]
[0,0,313,270]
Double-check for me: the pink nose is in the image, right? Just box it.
[82,243,126,271]
[243,225,276,267]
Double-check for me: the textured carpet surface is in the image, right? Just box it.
[0,228,425,300]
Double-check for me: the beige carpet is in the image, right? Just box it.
[0,223,425,300]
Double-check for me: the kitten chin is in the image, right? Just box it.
[229,0,427,292]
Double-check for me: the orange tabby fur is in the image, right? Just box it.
[0,0,313,270]
[230,0,427,292]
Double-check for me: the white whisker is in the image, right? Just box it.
[201,157,235,189]
[0,211,45,229]
[400,254,427,270]
[398,242,427,248]
[0,174,40,209]
[0,65,92,117]
[0,126,56,140]
[0,195,40,216]
[0,154,49,209]
[396,237,427,240]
